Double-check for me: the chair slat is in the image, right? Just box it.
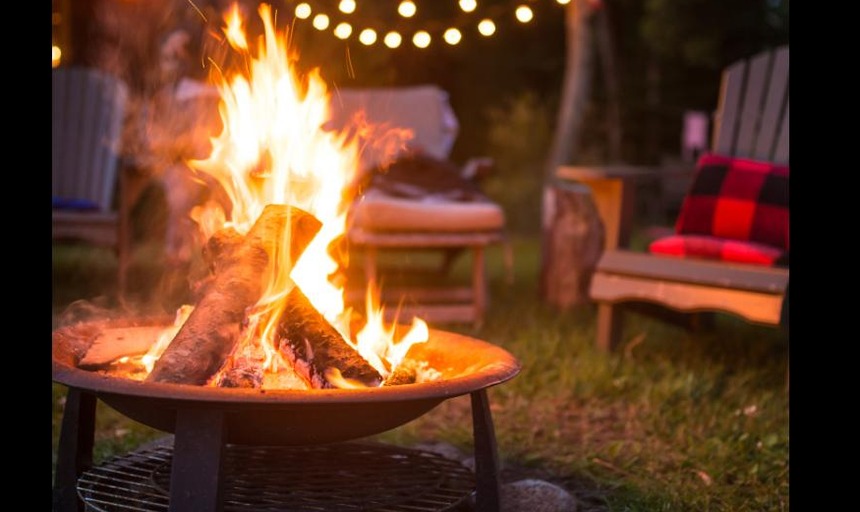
[772,102,789,165]
[753,46,789,162]
[712,60,747,156]
[52,68,127,211]
[735,52,773,158]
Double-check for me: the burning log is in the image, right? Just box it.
[277,286,383,389]
[218,355,264,388]
[147,205,322,385]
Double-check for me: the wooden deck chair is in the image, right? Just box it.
[52,67,135,296]
[589,45,790,350]
[329,85,511,327]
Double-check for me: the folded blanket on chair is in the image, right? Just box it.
[366,151,489,203]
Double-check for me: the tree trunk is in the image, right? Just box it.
[543,0,599,179]
[540,0,604,307]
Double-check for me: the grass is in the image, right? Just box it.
[51,235,789,511]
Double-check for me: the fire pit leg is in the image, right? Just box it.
[169,409,227,512]
[470,389,501,512]
[53,387,96,512]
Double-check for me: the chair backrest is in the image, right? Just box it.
[712,45,789,165]
[52,67,129,212]
[326,85,459,172]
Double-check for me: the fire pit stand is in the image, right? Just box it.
[54,387,503,512]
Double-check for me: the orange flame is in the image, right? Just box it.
[184,3,427,388]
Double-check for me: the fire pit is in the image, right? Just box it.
[54,4,522,510]
[53,320,520,511]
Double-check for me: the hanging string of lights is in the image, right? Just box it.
[287,0,572,50]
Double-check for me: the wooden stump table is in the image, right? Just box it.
[540,165,661,310]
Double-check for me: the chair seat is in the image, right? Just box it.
[351,189,505,233]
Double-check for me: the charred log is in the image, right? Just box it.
[277,286,383,389]
[218,356,264,388]
[147,205,321,385]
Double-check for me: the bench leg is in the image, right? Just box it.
[596,302,623,352]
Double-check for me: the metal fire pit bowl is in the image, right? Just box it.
[52,319,521,446]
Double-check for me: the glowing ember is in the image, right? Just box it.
[137,2,428,388]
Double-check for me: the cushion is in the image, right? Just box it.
[649,234,788,266]
[351,189,505,233]
[52,196,101,212]
[673,153,789,250]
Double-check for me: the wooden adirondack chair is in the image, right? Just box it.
[589,45,789,350]
[52,67,136,295]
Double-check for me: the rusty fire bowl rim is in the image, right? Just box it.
[52,324,522,405]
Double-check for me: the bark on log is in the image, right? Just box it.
[539,181,605,310]
[218,355,264,388]
[147,205,322,385]
[277,286,383,389]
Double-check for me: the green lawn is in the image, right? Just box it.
[52,236,789,511]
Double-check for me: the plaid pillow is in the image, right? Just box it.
[649,234,788,266]
[673,153,789,251]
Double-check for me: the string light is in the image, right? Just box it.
[312,13,330,30]
[295,2,311,19]
[288,0,567,50]
[477,19,496,36]
[359,28,377,45]
[398,1,417,18]
[384,31,402,48]
[459,0,477,13]
[515,5,533,23]
[52,45,62,68]
[412,30,431,48]
[443,28,462,45]
[338,0,356,15]
[333,22,352,39]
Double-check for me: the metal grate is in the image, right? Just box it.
[78,441,476,511]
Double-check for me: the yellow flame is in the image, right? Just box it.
[142,305,194,373]
[223,3,248,51]
[186,2,428,388]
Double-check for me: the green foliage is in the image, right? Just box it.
[641,0,789,69]
[482,92,555,235]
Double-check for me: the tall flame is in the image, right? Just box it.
[185,3,427,387]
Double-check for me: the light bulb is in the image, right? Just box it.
[334,22,353,39]
[515,6,534,23]
[412,30,431,48]
[384,31,402,48]
[443,28,462,45]
[359,28,377,45]
[295,3,311,19]
[398,1,417,18]
[459,0,477,12]
[478,19,496,36]
[339,0,356,15]
[312,14,330,30]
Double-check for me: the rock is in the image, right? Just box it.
[500,479,577,512]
